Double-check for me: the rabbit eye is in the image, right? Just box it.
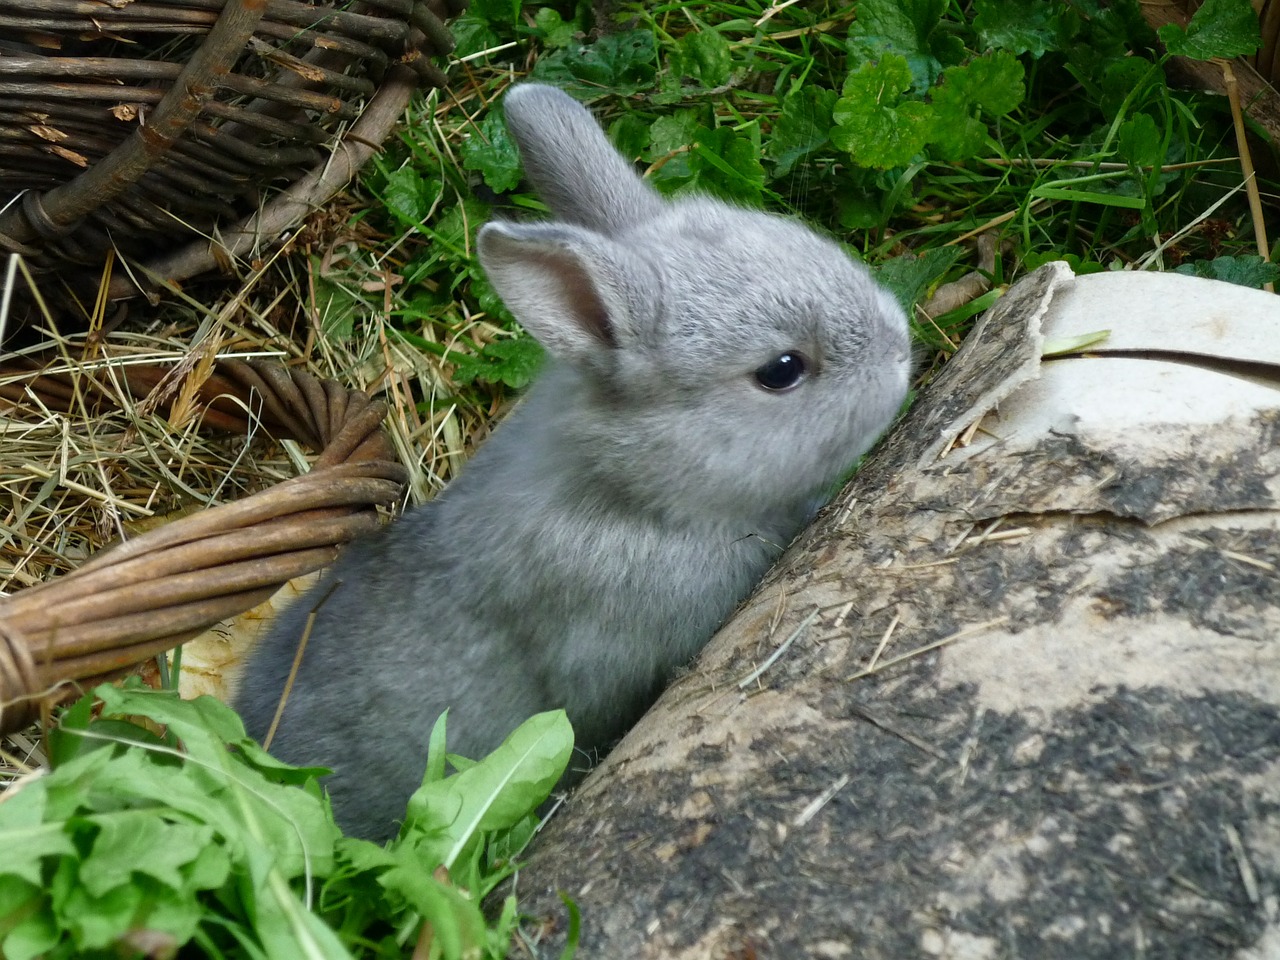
[754,353,807,392]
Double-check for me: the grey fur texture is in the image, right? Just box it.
[235,84,912,840]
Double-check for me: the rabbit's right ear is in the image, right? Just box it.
[477,220,642,365]
[502,84,664,237]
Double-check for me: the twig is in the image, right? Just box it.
[847,702,949,761]
[792,773,850,827]
[982,157,1238,172]
[1224,822,1260,904]
[844,617,1009,682]
[1222,61,1273,293]
[947,199,1052,248]
[865,613,901,672]
[18,464,155,517]
[1135,180,1246,271]
[263,581,338,751]
[738,606,821,689]
[755,0,802,26]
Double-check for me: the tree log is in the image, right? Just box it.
[513,263,1280,959]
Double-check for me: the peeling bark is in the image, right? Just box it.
[512,264,1280,959]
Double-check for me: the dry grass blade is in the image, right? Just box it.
[1,71,514,761]
[1221,61,1274,293]
[0,235,434,736]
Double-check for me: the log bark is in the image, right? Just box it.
[512,264,1280,959]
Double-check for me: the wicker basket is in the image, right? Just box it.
[0,0,465,319]
[0,0,465,733]
[0,359,408,734]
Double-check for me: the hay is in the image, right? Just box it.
[0,79,523,777]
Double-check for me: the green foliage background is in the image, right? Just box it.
[358,0,1275,391]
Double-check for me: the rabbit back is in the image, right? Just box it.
[236,388,784,834]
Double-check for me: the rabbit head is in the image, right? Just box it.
[477,84,911,529]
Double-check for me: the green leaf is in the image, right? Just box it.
[466,0,517,24]
[448,336,545,389]
[244,858,352,959]
[530,29,658,96]
[308,257,367,342]
[425,198,491,262]
[46,690,95,767]
[608,112,651,164]
[847,0,958,90]
[557,891,582,960]
[95,683,245,747]
[973,0,1071,57]
[0,817,75,886]
[0,682,359,958]
[460,109,523,194]
[1061,2,1157,84]
[482,338,545,389]
[944,50,1026,116]
[380,167,439,227]
[874,247,964,312]
[690,126,765,204]
[1116,113,1163,167]
[334,835,399,875]
[60,881,144,950]
[320,714,574,959]
[834,168,896,230]
[380,867,488,958]
[128,882,206,951]
[1043,329,1112,356]
[1158,0,1261,60]
[532,7,577,49]
[424,710,450,786]
[402,711,573,868]
[0,878,57,960]
[1099,56,1162,118]
[671,28,732,88]
[646,114,764,204]
[88,685,338,873]
[928,51,1026,161]
[648,110,704,159]
[1029,184,1148,209]
[236,738,333,787]
[930,287,1003,332]
[77,812,216,896]
[449,14,502,59]
[465,260,509,324]
[765,85,837,177]
[1173,254,1280,288]
[832,55,932,169]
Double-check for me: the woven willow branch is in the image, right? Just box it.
[0,0,466,304]
[0,360,407,734]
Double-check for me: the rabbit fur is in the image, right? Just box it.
[235,83,912,840]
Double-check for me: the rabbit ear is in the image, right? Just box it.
[477,220,636,363]
[501,84,664,236]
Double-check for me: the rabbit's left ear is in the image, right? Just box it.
[477,221,642,364]
[502,83,664,237]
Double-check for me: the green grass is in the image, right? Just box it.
[325,0,1275,427]
[3,0,1277,957]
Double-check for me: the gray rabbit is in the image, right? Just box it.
[235,83,912,840]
